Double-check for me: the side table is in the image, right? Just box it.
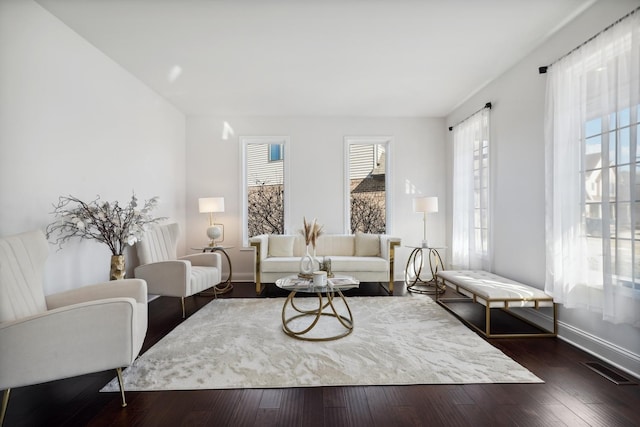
[404,245,446,295]
[192,246,234,296]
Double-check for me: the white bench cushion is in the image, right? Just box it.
[437,270,553,308]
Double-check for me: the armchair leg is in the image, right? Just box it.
[116,368,127,408]
[1,389,11,427]
[181,297,186,319]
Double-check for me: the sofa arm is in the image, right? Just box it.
[0,297,139,390]
[134,260,191,297]
[180,252,221,269]
[46,279,147,309]
[249,235,268,294]
[249,235,268,260]
[380,235,401,294]
[379,235,402,260]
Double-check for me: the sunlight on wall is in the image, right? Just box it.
[167,65,182,83]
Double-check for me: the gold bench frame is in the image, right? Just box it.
[435,273,558,338]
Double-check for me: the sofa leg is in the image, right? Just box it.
[1,389,10,427]
[181,297,186,319]
[116,367,127,408]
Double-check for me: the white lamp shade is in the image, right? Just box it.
[198,197,225,213]
[413,196,438,213]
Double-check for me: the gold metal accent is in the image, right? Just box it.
[250,240,263,294]
[197,246,234,297]
[388,240,400,294]
[110,255,126,281]
[116,368,127,408]
[1,389,10,427]
[180,297,185,319]
[435,275,558,338]
[404,246,446,295]
[281,288,354,341]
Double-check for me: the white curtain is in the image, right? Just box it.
[545,10,640,326]
[452,108,491,270]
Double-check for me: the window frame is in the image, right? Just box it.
[240,136,290,245]
[343,136,393,235]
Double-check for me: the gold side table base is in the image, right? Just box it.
[197,246,233,297]
[282,289,354,341]
[405,246,446,295]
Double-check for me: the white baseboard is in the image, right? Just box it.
[521,308,640,381]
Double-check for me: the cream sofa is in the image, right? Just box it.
[249,232,401,294]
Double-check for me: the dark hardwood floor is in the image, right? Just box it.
[4,282,640,427]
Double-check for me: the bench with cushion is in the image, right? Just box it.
[250,232,401,295]
[436,270,557,338]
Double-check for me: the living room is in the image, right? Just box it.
[1,0,640,425]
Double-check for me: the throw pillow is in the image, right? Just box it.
[269,235,295,257]
[355,232,380,257]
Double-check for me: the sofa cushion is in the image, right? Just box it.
[262,257,303,273]
[355,232,380,257]
[315,235,354,256]
[329,256,387,272]
[268,235,295,257]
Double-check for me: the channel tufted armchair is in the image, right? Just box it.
[134,222,222,318]
[0,229,148,426]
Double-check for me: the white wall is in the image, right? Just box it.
[0,0,187,294]
[186,116,446,281]
[446,0,640,377]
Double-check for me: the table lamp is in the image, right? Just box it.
[413,196,438,248]
[198,197,225,246]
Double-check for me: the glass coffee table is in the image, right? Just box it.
[275,275,359,341]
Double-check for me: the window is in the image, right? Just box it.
[451,108,491,270]
[345,137,392,234]
[583,106,640,292]
[473,126,490,256]
[241,137,289,243]
[544,10,639,325]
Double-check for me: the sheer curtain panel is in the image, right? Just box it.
[544,10,640,326]
[452,108,491,270]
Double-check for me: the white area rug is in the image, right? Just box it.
[102,296,542,391]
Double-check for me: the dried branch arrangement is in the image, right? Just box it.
[46,193,163,255]
[302,217,323,249]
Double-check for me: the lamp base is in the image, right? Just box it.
[206,225,223,247]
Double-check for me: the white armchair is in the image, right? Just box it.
[134,222,222,318]
[0,229,148,426]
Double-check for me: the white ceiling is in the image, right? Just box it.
[35,0,595,117]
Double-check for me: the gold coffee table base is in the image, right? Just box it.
[282,288,354,341]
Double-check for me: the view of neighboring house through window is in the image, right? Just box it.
[583,107,640,292]
[241,137,288,243]
[269,143,283,162]
[544,10,639,326]
[346,138,390,234]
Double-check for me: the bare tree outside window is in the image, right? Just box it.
[245,141,285,238]
[350,194,385,233]
[248,181,284,235]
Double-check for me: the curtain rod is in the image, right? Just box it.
[448,102,491,131]
[539,5,640,74]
